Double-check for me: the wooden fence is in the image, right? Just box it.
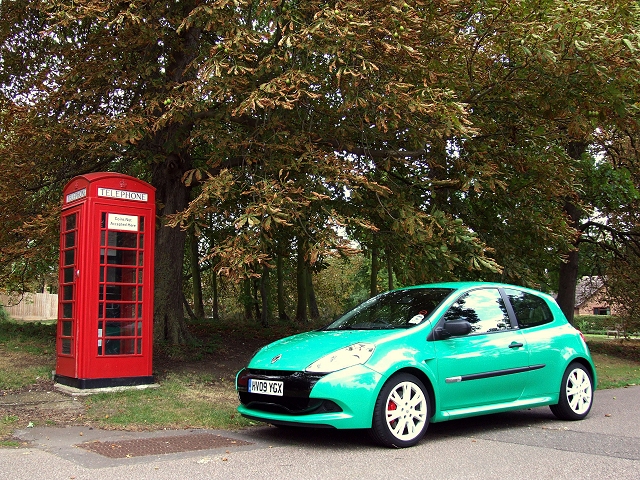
[0,292,58,321]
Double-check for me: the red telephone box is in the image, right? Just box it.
[55,173,155,389]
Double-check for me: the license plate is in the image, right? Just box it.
[248,379,284,396]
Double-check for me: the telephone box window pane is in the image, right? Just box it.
[65,214,77,231]
[62,303,73,318]
[105,339,120,355]
[64,249,75,266]
[138,270,143,284]
[65,232,76,248]
[105,303,135,318]
[138,304,143,317]
[124,268,137,283]
[100,231,106,246]
[63,267,74,283]
[63,285,73,301]
[139,217,145,232]
[138,251,144,266]
[98,323,103,355]
[101,212,106,228]
[100,267,104,282]
[137,322,142,336]
[106,249,118,264]
[121,285,137,300]
[122,341,135,355]
[105,249,137,266]
[62,320,72,336]
[106,321,136,336]
[106,284,121,300]
[139,234,144,249]
[119,250,137,266]
[106,321,120,336]
[61,339,71,355]
[98,303,103,318]
[137,339,142,354]
[108,231,137,248]
[106,266,120,282]
[105,303,122,318]
[106,267,136,284]
[137,286,142,301]
[123,304,135,318]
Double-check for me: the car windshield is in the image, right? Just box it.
[324,288,454,330]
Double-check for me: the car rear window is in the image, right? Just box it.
[505,288,554,329]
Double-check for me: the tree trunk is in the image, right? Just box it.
[370,243,379,298]
[242,278,253,320]
[386,246,394,291]
[210,266,219,320]
[252,278,261,320]
[556,141,588,325]
[151,19,201,344]
[182,292,197,321]
[306,269,319,321]
[276,249,290,321]
[152,153,192,344]
[295,241,308,322]
[260,264,272,327]
[556,200,582,325]
[188,225,205,319]
[557,248,579,324]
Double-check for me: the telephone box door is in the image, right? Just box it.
[56,207,83,378]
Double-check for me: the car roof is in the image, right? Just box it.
[401,281,550,297]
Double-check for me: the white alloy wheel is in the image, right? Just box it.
[565,366,593,415]
[371,373,430,447]
[384,380,427,441]
[550,362,593,421]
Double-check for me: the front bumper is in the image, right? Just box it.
[236,365,382,429]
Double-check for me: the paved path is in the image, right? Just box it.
[1,386,639,479]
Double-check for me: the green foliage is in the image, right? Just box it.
[2,0,640,331]
[576,315,624,335]
[604,252,640,337]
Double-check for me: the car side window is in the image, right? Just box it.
[504,289,553,329]
[442,288,513,335]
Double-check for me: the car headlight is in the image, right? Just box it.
[306,343,375,373]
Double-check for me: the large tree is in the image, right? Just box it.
[3,0,639,337]
[428,0,640,320]
[1,1,494,342]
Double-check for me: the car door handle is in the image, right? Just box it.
[509,342,524,349]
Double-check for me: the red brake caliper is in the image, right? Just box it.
[388,400,398,427]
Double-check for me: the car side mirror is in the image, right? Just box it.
[437,319,472,339]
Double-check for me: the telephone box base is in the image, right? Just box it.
[54,374,155,390]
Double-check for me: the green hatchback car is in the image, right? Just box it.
[236,282,596,447]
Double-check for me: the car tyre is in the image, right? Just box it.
[549,362,593,421]
[370,373,429,448]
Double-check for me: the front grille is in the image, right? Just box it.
[237,368,341,415]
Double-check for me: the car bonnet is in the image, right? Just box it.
[247,329,393,371]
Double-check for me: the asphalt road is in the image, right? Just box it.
[1,385,639,480]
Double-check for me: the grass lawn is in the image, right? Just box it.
[1,320,639,445]
[584,335,640,389]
